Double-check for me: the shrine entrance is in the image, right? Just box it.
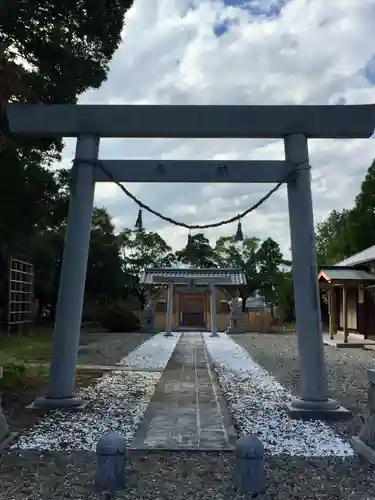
[139,267,246,334]
[179,294,205,328]
[7,102,375,420]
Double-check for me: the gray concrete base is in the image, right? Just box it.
[0,432,19,453]
[28,395,89,412]
[323,339,368,348]
[351,436,375,464]
[225,327,247,334]
[286,398,352,421]
[139,326,159,334]
[163,331,173,337]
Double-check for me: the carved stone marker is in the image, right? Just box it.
[233,435,266,498]
[95,431,127,494]
[352,368,375,464]
[140,302,158,334]
[226,297,246,334]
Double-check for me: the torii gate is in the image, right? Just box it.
[7,103,375,420]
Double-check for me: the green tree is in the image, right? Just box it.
[256,237,284,315]
[119,229,175,309]
[349,158,375,253]
[276,271,295,323]
[175,233,217,268]
[214,235,261,307]
[1,0,134,104]
[315,209,353,265]
[86,208,124,304]
[0,0,134,249]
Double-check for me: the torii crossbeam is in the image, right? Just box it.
[7,103,375,420]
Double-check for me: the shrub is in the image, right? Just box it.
[100,301,140,332]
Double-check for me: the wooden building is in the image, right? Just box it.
[140,267,246,331]
[318,245,375,341]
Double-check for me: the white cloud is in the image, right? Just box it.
[60,0,375,257]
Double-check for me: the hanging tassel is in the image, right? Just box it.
[233,220,244,242]
[135,209,143,230]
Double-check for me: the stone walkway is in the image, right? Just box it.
[130,332,236,451]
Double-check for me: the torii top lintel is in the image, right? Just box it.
[6,104,375,139]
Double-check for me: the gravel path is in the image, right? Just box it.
[233,332,375,439]
[77,331,153,366]
[1,450,374,500]
[1,331,375,499]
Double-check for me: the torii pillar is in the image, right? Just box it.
[284,134,350,420]
[6,102,375,418]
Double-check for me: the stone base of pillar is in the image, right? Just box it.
[210,331,219,337]
[163,331,173,337]
[351,436,375,465]
[0,431,19,453]
[28,395,89,412]
[225,326,247,334]
[351,368,375,462]
[286,397,351,421]
[139,325,159,334]
[0,406,18,452]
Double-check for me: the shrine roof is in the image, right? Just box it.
[318,266,375,283]
[140,267,247,286]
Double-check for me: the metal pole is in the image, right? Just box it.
[285,133,349,420]
[34,134,99,409]
[210,284,218,337]
[165,282,174,337]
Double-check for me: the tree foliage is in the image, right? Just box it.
[316,158,375,264]
[175,233,217,268]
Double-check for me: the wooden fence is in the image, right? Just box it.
[135,310,278,333]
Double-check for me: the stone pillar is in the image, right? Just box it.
[33,134,99,410]
[210,284,218,337]
[165,282,174,337]
[285,133,350,420]
[343,286,348,343]
[352,369,375,464]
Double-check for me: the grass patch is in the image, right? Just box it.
[0,326,53,365]
[0,361,103,392]
[283,321,296,330]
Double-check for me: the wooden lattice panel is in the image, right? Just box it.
[8,257,34,326]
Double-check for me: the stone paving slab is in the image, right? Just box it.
[130,332,236,451]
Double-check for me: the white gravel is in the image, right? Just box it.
[119,332,182,370]
[204,332,354,458]
[11,333,181,452]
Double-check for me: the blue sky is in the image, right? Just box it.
[215,0,288,35]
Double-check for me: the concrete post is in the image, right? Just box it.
[165,281,174,337]
[284,133,350,420]
[210,284,218,337]
[33,134,99,410]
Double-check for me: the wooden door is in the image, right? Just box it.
[179,293,205,328]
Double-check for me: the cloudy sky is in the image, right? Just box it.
[61,0,375,257]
